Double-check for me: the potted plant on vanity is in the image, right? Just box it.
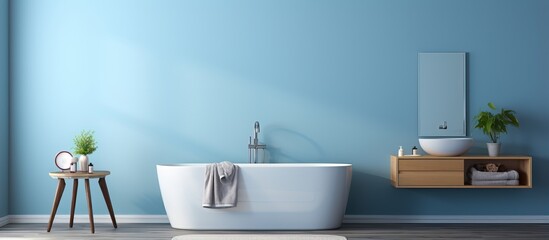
[474,102,519,156]
[73,130,98,172]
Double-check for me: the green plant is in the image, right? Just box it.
[73,130,98,155]
[474,102,519,143]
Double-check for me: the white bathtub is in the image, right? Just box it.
[157,163,352,230]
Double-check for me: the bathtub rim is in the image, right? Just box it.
[157,163,352,168]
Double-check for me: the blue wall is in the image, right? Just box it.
[9,0,549,216]
[0,0,9,218]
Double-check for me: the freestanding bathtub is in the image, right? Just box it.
[157,163,352,230]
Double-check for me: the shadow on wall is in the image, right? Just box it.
[349,156,549,215]
[264,126,325,163]
[99,105,229,161]
[346,171,421,215]
[135,191,166,214]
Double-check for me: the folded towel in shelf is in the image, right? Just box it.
[470,168,519,181]
[202,161,239,208]
[471,179,520,186]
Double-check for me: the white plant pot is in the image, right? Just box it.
[487,143,501,157]
[79,155,89,172]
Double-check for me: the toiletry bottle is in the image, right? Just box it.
[71,156,78,172]
[412,146,418,156]
[70,162,76,173]
[88,163,94,174]
[398,146,404,157]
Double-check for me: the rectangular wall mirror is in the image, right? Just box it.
[418,52,466,137]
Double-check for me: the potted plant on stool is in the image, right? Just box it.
[474,102,519,156]
[73,130,98,172]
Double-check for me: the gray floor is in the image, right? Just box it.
[1,223,549,239]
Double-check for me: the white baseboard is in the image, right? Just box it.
[0,215,8,227]
[5,214,549,225]
[343,215,549,223]
[8,214,169,224]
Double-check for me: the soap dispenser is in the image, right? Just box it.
[88,163,94,174]
[398,146,404,157]
[69,162,76,173]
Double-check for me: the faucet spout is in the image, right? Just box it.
[253,121,260,144]
[248,121,266,163]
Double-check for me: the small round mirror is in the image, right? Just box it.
[54,151,73,170]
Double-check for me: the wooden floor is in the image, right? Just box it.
[1,223,549,239]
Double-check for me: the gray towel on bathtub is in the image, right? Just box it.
[202,161,239,208]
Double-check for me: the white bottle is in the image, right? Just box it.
[398,146,404,157]
[412,146,418,156]
[88,163,94,174]
[71,157,78,172]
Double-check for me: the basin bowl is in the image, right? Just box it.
[418,138,474,157]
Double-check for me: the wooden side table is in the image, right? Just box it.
[47,171,117,233]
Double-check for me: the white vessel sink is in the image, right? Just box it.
[418,138,473,157]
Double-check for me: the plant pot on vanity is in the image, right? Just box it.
[487,143,501,157]
[474,102,519,157]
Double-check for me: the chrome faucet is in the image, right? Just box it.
[439,121,448,130]
[248,121,266,163]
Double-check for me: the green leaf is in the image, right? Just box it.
[73,130,98,155]
[474,102,519,143]
[484,117,493,134]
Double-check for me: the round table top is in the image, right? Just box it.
[49,171,110,179]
